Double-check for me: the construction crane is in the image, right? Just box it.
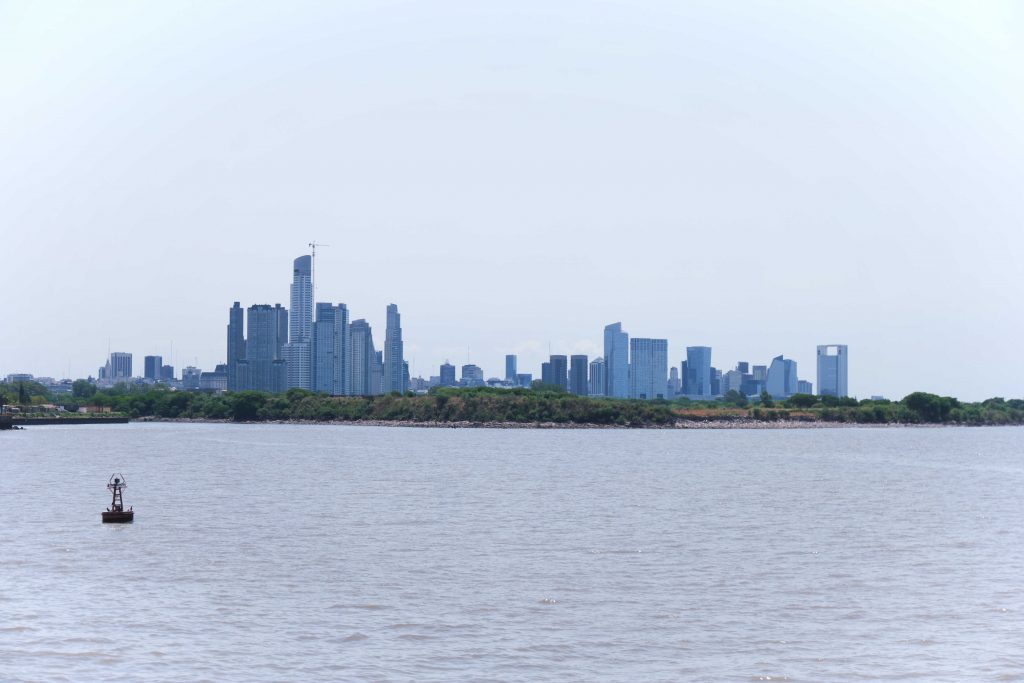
[309,241,330,301]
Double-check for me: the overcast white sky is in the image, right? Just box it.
[1,1,1022,400]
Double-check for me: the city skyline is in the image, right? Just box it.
[0,242,982,400]
[2,3,1023,401]
[71,251,837,403]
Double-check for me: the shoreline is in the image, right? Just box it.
[133,416,951,429]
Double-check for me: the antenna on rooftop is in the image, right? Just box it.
[309,241,331,302]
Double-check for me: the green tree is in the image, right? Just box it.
[72,379,97,398]
[759,391,775,408]
[231,391,268,421]
[784,393,817,409]
[722,390,748,407]
[902,392,955,423]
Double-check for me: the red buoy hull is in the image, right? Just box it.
[102,510,134,523]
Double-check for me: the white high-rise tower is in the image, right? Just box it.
[284,255,313,390]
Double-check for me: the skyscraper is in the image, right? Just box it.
[461,364,484,387]
[684,346,712,397]
[384,304,405,394]
[603,322,629,398]
[505,354,517,382]
[766,355,798,399]
[549,355,568,391]
[349,319,376,396]
[101,352,133,386]
[227,301,245,391]
[667,366,680,398]
[372,351,384,395]
[540,362,552,386]
[246,304,288,392]
[588,357,606,396]
[439,362,456,387]
[284,255,313,390]
[569,355,588,395]
[816,344,849,397]
[629,338,668,400]
[144,355,163,381]
[313,303,350,395]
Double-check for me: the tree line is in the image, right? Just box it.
[3,381,1022,426]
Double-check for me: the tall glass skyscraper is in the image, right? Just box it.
[629,338,668,400]
[384,303,405,394]
[766,355,798,399]
[505,354,517,382]
[144,355,163,381]
[349,319,378,396]
[439,362,456,387]
[284,255,313,390]
[684,346,713,397]
[246,304,288,392]
[603,322,629,398]
[816,345,848,397]
[588,357,605,397]
[313,303,350,395]
[227,301,246,391]
[548,355,568,391]
[569,355,588,395]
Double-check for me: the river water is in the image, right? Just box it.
[1,423,1022,682]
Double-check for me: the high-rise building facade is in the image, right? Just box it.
[603,322,629,398]
[111,352,133,380]
[629,338,668,400]
[461,364,484,387]
[722,368,744,395]
[816,344,848,397]
[505,355,517,382]
[313,303,351,395]
[797,379,814,395]
[667,366,680,398]
[227,301,245,391]
[144,355,163,381]
[182,366,201,390]
[246,304,288,392]
[349,319,377,396]
[384,304,405,394]
[588,357,606,396]
[284,255,313,390]
[371,351,384,395]
[766,355,798,399]
[549,355,568,391]
[683,346,712,397]
[99,352,133,386]
[439,362,456,387]
[569,355,588,395]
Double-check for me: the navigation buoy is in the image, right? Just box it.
[101,474,134,523]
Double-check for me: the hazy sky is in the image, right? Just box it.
[2,1,1022,400]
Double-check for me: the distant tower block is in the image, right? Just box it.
[816,345,848,397]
